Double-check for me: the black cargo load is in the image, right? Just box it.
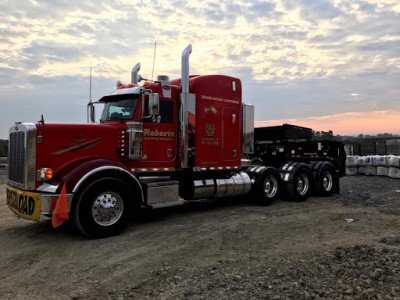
[255,124,312,142]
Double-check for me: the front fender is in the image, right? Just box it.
[60,160,143,205]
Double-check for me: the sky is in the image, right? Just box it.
[0,0,399,139]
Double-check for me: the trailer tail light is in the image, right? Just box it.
[37,168,55,181]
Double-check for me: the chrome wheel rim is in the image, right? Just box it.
[322,171,333,192]
[92,192,124,226]
[264,175,278,198]
[296,173,309,196]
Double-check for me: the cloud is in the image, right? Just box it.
[244,70,400,122]
[358,40,400,58]
[0,69,114,138]
[0,0,399,139]
[299,0,341,20]
[21,40,83,70]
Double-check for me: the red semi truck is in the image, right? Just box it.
[6,45,346,238]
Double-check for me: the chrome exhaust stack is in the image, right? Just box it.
[181,44,192,93]
[131,63,141,84]
[179,44,195,168]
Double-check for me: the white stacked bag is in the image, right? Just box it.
[345,156,358,175]
[365,156,377,176]
[357,157,366,175]
[345,155,400,179]
[388,156,400,179]
[373,156,388,176]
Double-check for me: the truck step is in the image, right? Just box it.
[143,180,181,207]
[148,199,186,209]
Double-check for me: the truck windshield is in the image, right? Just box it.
[100,97,139,122]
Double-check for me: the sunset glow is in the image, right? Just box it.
[256,110,400,135]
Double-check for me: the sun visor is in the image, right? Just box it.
[98,86,144,102]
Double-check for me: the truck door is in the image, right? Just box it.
[141,99,176,163]
[222,107,241,162]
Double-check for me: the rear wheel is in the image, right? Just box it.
[254,168,281,205]
[314,163,336,196]
[73,178,134,238]
[285,167,311,202]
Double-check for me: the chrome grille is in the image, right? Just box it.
[8,123,36,190]
[8,131,26,184]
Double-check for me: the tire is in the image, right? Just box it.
[254,168,281,205]
[73,178,134,238]
[285,166,311,202]
[314,163,336,197]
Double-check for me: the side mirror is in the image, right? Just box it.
[87,102,96,123]
[91,105,95,123]
[149,93,160,115]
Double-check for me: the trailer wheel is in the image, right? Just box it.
[254,168,281,205]
[73,178,134,238]
[286,166,311,202]
[314,163,336,197]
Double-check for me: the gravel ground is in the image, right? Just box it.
[1,168,400,299]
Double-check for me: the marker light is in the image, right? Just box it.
[232,114,236,124]
[37,168,55,181]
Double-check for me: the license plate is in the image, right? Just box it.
[6,185,41,221]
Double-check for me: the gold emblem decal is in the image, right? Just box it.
[205,123,215,137]
[204,106,217,114]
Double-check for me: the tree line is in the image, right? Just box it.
[312,131,400,141]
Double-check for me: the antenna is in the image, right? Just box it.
[151,41,157,81]
[89,67,92,103]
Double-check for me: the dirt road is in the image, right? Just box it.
[1,168,400,299]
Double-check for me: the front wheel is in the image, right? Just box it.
[73,178,134,238]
